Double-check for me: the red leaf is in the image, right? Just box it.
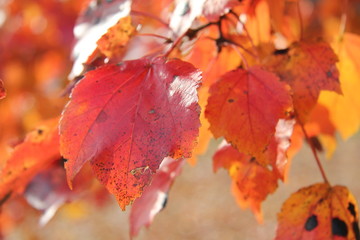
[213,143,278,221]
[129,157,184,237]
[0,118,61,203]
[60,56,201,209]
[205,66,292,164]
[276,183,360,240]
[268,41,341,122]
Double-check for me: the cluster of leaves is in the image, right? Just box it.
[1,0,360,239]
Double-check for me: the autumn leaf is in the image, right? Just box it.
[188,86,212,165]
[205,66,292,164]
[0,118,61,203]
[276,183,360,240]
[96,16,136,59]
[260,119,295,181]
[70,0,131,78]
[60,56,201,210]
[267,40,341,123]
[213,143,278,222]
[130,157,184,237]
[319,33,360,139]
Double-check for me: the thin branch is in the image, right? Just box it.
[300,124,330,185]
[338,0,349,39]
[131,10,170,29]
[137,33,172,43]
[230,44,249,69]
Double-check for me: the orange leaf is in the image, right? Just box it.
[60,57,201,210]
[269,41,341,123]
[96,16,136,59]
[276,183,360,240]
[187,86,212,166]
[205,66,292,164]
[213,143,278,222]
[0,118,61,202]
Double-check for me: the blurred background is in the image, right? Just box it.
[4,134,360,240]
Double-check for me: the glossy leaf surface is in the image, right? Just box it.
[60,56,201,209]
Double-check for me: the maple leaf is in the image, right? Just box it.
[205,66,292,164]
[276,183,360,240]
[129,157,184,237]
[267,40,341,123]
[60,56,201,210]
[70,0,131,78]
[213,143,278,222]
[0,118,61,204]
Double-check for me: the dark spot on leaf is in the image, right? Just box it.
[96,111,108,123]
[149,109,155,114]
[305,215,318,231]
[118,89,122,93]
[332,217,348,237]
[228,99,234,103]
[161,193,168,209]
[326,71,332,78]
[243,90,248,95]
[353,222,360,240]
[249,157,256,162]
[348,202,357,218]
[37,129,43,135]
[62,158,68,163]
[274,48,289,55]
[7,171,11,175]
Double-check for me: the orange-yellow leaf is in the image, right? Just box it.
[276,183,360,240]
[96,16,136,59]
[0,118,60,202]
[205,66,292,164]
[213,143,278,222]
[319,33,360,139]
[187,86,212,166]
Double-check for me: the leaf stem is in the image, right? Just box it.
[338,0,348,39]
[137,33,172,43]
[230,44,249,69]
[300,124,330,185]
[131,10,170,29]
[296,1,304,40]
